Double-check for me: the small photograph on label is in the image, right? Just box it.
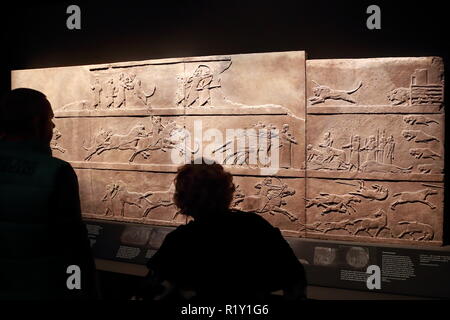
[345,246,370,269]
[120,227,153,247]
[314,247,337,266]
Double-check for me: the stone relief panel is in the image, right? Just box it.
[81,170,186,226]
[307,57,444,113]
[306,114,444,181]
[306,178,443,245]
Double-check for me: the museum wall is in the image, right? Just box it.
[2,1,448,245]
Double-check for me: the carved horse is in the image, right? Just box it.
[236,182,298,221]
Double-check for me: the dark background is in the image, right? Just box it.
[0,0,448,240]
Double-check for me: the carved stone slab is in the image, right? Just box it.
[11,52,445,246]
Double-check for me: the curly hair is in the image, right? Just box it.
[173,159,236,219]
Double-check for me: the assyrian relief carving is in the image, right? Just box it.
[403,115,439,126]
[12,53,444,245]
[230,176,305,236]
[394,221,434,241]
[64,71,157,111]
[305,193,361,215]
[306,178,442,244]
[307,57,444,112]
[387,59,444,107]
[50,128,66,154]
[100,181,178,220]
[82,117,190,162]
[417,163,444,174]
[402,130,440,143]
[409,148,441,160]
[308,81,363,105]
[211,121,298,168]
[390,188,438,210]
[347,181,388,201]
[307,113,444,179]
[307,130,403,173]
[351,209,388,237]
[232,177,298,222]
[176,63,230,107]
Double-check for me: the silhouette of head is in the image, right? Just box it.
[0,88,54,146]
[174,158,235,220]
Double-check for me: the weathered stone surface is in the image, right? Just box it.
[11,52,445,245]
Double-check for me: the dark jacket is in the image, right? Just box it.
[146,210,306,302]
[0,139,97,299]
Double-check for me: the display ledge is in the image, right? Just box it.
[306,170,443,183]
[70,161,306,177]
[307,105,443,114]
[54,105,290,118]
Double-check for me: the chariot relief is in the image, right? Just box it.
[232,177,298,222]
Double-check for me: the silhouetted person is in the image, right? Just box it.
[138,159,306,303]
[0,88,97,299]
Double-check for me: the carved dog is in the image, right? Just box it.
[390,188,437,210]
[401,130,440,143]
[309,81,362,105]
[360,160,412,174]
[349,181,388,201]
